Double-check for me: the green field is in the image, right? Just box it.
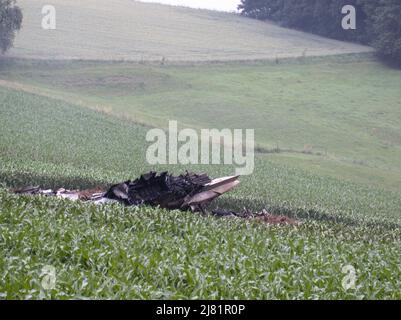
[1,0,400,300]
[1,189,400,300]
[2,55,401,191]
[0,80,400,299]
[10,0,371,61]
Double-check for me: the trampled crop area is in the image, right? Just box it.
[0,86,400,299]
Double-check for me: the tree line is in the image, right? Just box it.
[238,0,401,66]
[0,0,22,53]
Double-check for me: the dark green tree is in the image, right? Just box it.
[238,0,367,42]
[239,0,401,65]
[0,0,22,54]
[368,0,401,65]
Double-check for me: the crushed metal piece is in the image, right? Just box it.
[103,171,238,211]
[11,171,240,212]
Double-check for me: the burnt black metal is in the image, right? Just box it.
[105,171,211,209]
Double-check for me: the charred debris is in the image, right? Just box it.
[13,171,297,225]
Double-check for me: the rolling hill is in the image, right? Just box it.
[9,0,372,61]
[1,85,400,299]
[1,1,400,300]
[2,56,401,192]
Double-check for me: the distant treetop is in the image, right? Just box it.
[238,0,401,66]
[0,0,23,54]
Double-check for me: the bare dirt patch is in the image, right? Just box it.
[212,209,299,226]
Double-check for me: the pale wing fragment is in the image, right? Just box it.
[183,176,240,207]
[56,189,80,201]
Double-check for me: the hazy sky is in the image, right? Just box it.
[138,0,241,12]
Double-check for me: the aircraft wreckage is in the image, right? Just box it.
[13,172,239,213]
[13,171,297,225]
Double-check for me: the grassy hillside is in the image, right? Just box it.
[1,85,401,227]
[9,0,372,61]
[1,0,400,299]
[2,55,401,191]
[0,86,400,299]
